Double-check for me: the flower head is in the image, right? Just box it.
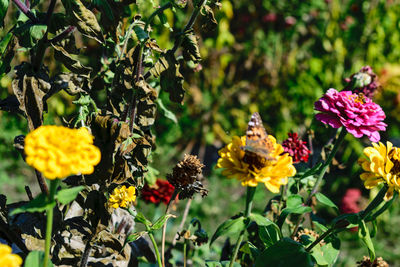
[344,66,379,99]
[340,188,362,214]
[282,132,311,163]
[167,155,207,200]
[141,179,175,205]
[216,135,296,193]
[0,244,22,267]
[357,256,388,267]
[24,125,101,179]
[314,88,386,142]
[108,185,136,209]
[358,141,400,200]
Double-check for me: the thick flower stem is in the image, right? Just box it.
[292,128,346,238]
[360,185,388,220]
[229,186,256,267]
[147,228,163,267]
[44,179,59,267]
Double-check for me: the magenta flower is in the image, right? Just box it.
[282,132,311,163]
[314,88,386,142]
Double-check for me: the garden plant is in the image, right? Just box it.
[0,0,400,266]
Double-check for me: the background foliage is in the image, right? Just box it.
[2,0,400,265]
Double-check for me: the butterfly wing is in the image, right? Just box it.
[243,112,274,159]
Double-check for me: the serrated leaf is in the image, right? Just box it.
[10,193,56,215]
[315,192,338,211]
[0,0,8,27]
[61,0,104,43]
[55,186,85,205]
[156,98,177,123]
[210,216,246,245]
[24,251,53,267]
[151,214,176,231]
[255,238,314,267]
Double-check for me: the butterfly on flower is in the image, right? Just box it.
[241,112,276,167]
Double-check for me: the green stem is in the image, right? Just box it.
[183,240,188,267]
[44,179,59,267]
[305,227,334,252]
[291,128,346,238]
[229,186,256,267]
[147,228,163,267]
[144,2,172,33]
[360,184,389,220]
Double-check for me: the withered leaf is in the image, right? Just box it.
[201,5,218,32]
[52,44,92,76]
[61,0,104,43]
[51,72,91,96]
[135,78,157,127]
[181,29,201,63]
[12,63,51,130]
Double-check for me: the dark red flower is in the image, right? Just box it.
[141,179,175,205]
[282,133,310,163]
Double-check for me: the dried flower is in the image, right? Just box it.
[0,244,22,267]
[24,126,101,179]
[216,136,296,193]
[293,228,325,246]
[340,188,362,214]
[345,66,379,99]
[282,132,311,163]
[109,185,136,209]
[358,141,400,200]
[357,256,389,267]
[314,88,386,142]
[167,155,207,200]
[141,179,175,205]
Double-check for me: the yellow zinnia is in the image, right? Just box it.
[358,141,400,200]
[0,244,22,267]
[109,185,137,209]
[24,125,101,179]
[216,136,296,193]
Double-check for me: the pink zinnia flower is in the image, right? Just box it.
[340,188,361,214]
[282,132,311,163]
[314,88,386,142]
[141,179,175,205]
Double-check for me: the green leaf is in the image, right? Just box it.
[358,220,375,261]
[259,225,280,248]
[151,214,176,231]
[55,186,85,205]
[156,98,177,123]
[126,232,145,243]
[255,238,314,267]
[249,213,276,227]
[315,192,338,211]
[286,195,303,208]
[93,0,114,20]
[205,261,240,267]
[0,32,11,55]
[312,221,328,232]
[30,25,47,40]
[134,211,152,227]
[320,236,340,265]
[210,216,246,245]
[277,197,312,229]
[300,162,322,179]
[24,251,53,267]
[10,193,56,215]
[310,244,329,266]
[133,25,148,42]
[240,241,259,258]
[0,0,8,27]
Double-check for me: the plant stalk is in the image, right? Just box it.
[147,228,163,267]
[44,179,59,267]
[12,0,37,22]
[229,186,256,267]
[360,184,388,220]
[161,190,179,267]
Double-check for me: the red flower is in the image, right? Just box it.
[282,133,310,163]
[141,179,175,205]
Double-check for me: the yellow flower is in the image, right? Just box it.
[216,136,296,193]
[24,126,101,179]
[0,244,22,267]
[358,141,400,200]
[109,186,136,209]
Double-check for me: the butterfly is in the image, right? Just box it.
[241,112,275,161]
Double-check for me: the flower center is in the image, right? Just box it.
[349,93,367,104]
[389,148,400,175]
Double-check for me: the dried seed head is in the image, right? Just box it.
[293,228,325,246]
[357,256,389,267]
[167,154,208,199]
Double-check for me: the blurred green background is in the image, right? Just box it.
[2,0,400,265]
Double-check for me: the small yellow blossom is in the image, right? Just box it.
[109,186,136,209]
[0,244,22,267]
[358,141,400,200]
[24,125,101,179]
[216,136,296,193]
